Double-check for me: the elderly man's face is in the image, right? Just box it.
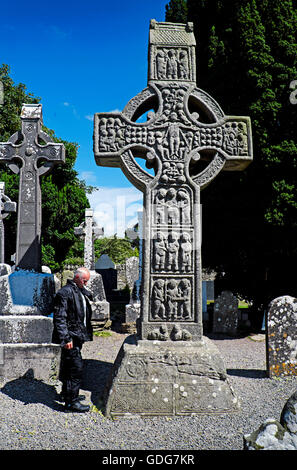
[74,270,90,289]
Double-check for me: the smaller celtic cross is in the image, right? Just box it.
[0,104,65,271]
[74,208,104,270]
[0,181,16,263]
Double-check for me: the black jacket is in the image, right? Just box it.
[52,280,93,347]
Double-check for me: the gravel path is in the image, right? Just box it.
[0,330,296,452]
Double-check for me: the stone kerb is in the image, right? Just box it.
[266,295,297,377]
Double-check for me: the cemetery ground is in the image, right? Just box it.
[0,327,296,451]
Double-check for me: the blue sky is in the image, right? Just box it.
[1,0,170,235]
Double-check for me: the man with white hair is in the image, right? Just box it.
[52,267,93,412]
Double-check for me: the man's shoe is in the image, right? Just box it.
[59,393,86,402]
[65,402,90,413]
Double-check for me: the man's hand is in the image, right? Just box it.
[64,341,73,349]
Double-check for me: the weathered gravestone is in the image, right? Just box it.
[0,181,16,264]
[266,295,297,377]
[93,20,253,417]
[125,256,139,293]
[74,208,109,321]
[213,290,238,336]
[125,210,143,323]
[0,104,65,381]
[95,254,117,301]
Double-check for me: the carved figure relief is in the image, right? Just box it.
[97,111,249,160]
[153,187,192,226]
[167,232,179,271]
[180,233,192,272]
[153,230,193,273]
[151,277,193,321]
[176,189,191,224]
[178,279,191,319]
[154,48,190,81]
[167,188,179,225]
[147,324,192,341]
[166,279,179,319]
[151,279,166,320]
[154,232,167,271]
[154,187,167,224]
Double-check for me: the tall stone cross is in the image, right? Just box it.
[74,208,104,270]
[0,181,17,264]
[93,21,253,342]
[0,104,65,272]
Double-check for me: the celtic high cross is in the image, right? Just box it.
[0,104,65,272]
[94,21,253,341]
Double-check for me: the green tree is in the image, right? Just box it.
[63,236,139,267]
[0,64,90,271]
[165,0,188,23]
[165,1,297,322]
[94,236,139,265]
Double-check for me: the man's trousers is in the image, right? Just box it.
[59,339,83,405]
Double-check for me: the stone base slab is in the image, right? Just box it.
[104,335,239,418]
[0,316,54,343]
[0,270,56,315]
[0,343,61,382]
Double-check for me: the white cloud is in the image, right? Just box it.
[88,186,143,237]
[79,171,97,184]
[62,102,79,118]
[85,115,94,121]
[48,25,70,39]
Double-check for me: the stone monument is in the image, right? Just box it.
[0,181,17,264]
[95,254,117,301]
[0,104,65,381]
[125,210,143,323]
[74,208,109,321]
[213,290,238,336]
[74,208,104,270]
[266,295,297,377]
[93,20,253,417]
